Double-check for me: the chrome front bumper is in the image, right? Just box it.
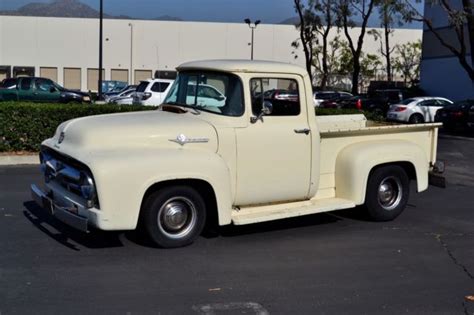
[31,184,89,232]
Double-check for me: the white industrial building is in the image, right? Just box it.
[0,15,422,92]
[420,0,474,101]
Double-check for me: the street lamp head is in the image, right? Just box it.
[244,18,251,25]
[255,20,261,26]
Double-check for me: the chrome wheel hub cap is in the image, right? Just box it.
[377,176,402,211]
[158,197,197,239]
[163,203,188,231]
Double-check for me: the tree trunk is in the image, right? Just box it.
[321,35,329,89]
[384,12,392,82]
[352,55,361,94]
[462,0,474,77]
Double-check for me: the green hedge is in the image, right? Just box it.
[0,102,384,153]
[0,102,156,152]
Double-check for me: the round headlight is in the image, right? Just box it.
[80,173,96,201]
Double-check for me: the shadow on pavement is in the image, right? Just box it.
[23,201,126,250]
[439,128,474,139]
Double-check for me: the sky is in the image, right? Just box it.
[0,0,425,26]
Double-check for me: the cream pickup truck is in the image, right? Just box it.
[31,60,445,248]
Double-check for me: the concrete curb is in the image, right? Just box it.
[0,155,39,166]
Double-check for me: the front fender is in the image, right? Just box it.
[87,148,233,230]
[335,140,429,205]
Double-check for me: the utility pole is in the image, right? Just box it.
[98,0,104,100]
[129,23,133,84]
[244,19,261,60]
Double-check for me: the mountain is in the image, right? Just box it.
[153,15,183,22]
[279,17,299,26]
[0,0,113,18]
[0,0,179,21]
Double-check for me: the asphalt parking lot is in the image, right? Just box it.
[1,135,473,315]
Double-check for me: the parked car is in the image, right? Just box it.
[133,79,174,106]
[318,92,354,108]
[0,78,18,89]
[313,91,352,107]
[263,89,299,102]
[387,97,453,124]
[334,95,388,115]
[0,77,91,103]
[104,84,137,102]
[31,59,445,248]
[435,100,474,131]
[110,89,136,105]
[101,80,128,94]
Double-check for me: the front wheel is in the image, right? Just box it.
[140,186,206,248]
[364,165,410,221]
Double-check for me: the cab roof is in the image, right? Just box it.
[177,59,308,77]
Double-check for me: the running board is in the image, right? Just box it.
[232,198,356,225]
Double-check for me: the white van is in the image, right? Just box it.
[133,78,174,106]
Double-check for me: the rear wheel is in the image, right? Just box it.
[409,114,424,124]
[140,186,206,248]
[364,165,410,222]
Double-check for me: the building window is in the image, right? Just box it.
[40,67,58,83]
[64,68,82,90]
[134,70,153,85]
[87,68,105,92]
[111,69,129,83]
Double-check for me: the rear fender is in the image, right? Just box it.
[335,140,429,205]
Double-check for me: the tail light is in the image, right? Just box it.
[452,111,464,117]
[142,92,152,100]
[394,106,407,112]
[356,99,362,110]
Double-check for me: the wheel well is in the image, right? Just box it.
[410,113,424,120]
[141,179,218,228]
[369,162,417,182]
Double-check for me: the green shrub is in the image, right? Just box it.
[0,102,386,153]
[0,102,156,152]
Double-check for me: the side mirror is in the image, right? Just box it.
[50,86,57,93]
[251,100,273,124]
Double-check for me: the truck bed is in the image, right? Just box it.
[315,114,440,200]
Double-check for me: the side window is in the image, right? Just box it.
[420,100,434,107]
[436,100,451,106]
[20,78,32,90]
[250,78,300,116]
[151,82,170,93]
[35,78,54,92]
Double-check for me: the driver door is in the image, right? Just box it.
[33,78,60,102]
[234,76,312,206]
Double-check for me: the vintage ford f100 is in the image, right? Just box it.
[31,60,445,247]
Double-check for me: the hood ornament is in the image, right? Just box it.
[58,131,65,144]
[169,134,209,146]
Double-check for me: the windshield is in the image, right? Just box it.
[52,81,66,92]
[164,71,244,117]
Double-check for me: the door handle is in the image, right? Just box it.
[294,128,310,135]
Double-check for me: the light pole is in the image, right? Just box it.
[98,0,104,100]
[128,23,133,84]
[244,18,260,60]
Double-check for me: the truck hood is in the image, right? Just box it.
[47,110,219,153]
